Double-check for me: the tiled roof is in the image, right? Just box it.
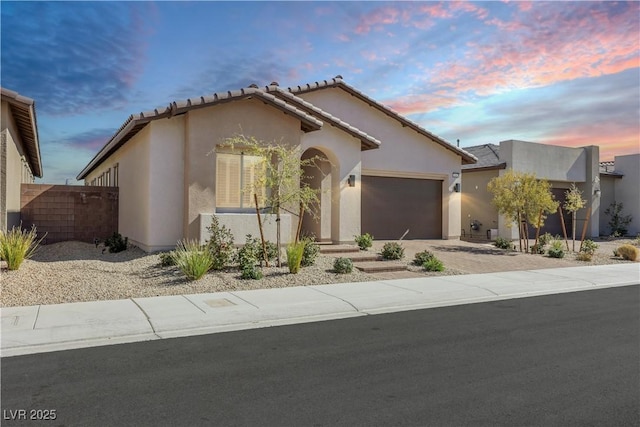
[287,76,478,165]
[263,84,380,151]
[599,161,623,177]
[461,144,506,171]
[1,87,43,177]
[77,88,323,180]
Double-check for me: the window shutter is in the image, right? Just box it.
[216,154,241,207]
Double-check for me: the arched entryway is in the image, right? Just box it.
[300,147,337,242]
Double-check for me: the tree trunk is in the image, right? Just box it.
[558,206,570,251]
[254,194,269,267]
[276,209,281,267]
[517,210,523,252]
[533,209,543,254]
[579,207,591,252]
[572,212,576,252]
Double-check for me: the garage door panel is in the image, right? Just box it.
[361,176,442,239]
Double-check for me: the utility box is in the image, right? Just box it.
[487,229,498,240]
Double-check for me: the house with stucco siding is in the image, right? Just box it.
[77,76,476,252]
[1,87,43,231]
[459,139,633,240]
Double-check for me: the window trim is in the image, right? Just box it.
[215,151,266,211]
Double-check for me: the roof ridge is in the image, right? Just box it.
[287,77,477,164]
[264,84,380,150]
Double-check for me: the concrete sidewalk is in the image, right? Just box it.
[2,264,638,357]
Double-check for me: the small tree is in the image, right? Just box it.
[220,134,322,267]
[488,169,558,252]
[563,183,586,252]
[604,201,632,237]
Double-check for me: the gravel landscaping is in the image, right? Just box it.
[1,238,637,307]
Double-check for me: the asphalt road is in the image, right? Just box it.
[2,285,639,426]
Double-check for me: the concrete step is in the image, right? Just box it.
[345,253,382,262]
[354,261,409,273]
[319,244,361,254]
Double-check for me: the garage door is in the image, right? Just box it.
[361,175,442,239]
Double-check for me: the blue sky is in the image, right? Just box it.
[2,1,638,183]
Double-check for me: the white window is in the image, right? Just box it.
[216,152,265,209]
[105,169,111,186]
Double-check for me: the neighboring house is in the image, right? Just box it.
[77,76,476,252]
[1,87,43,232]
[461,140,600,239]
[599,154,639,236]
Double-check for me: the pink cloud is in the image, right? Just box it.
[429,2,639,96]
[544,128,640,161]
[354,6,400,34]
[383,93,462,116]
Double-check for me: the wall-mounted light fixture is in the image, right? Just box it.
[452,172,460,178]
[454,183,461,193]
[594,189,601,197]
[348,175,356,187]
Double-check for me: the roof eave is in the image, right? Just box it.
[77,88,323,180]
[288,78,476,164]
[1,88,43,177]
[461,163,507,172]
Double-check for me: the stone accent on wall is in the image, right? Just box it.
[20,184,118,244]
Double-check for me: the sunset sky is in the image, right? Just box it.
[2,1,638,184]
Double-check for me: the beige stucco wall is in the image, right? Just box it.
[185,98,303,243]
[85,125,152,249]
[199,213,292,245]
[301,124,363,243]
[497,141,600,239]
[461,169,500,238]
[613,154,640,236]
[298,88,463,239]
[147,117,185,250]
[599,175,619,235]
[1,100,35,231]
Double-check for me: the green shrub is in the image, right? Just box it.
[333,257,353,274]
[159,251,177,267]
[617,244,639,261]
[286,241,305,274]
[580,239,599,255]
[205,216,235,270]
[0,225,44,270]
[354,233,374,251]
[260,241,279,264]
[605,201,632,236]
[423,257,444,272]
[104,232,128,253]
[413,250,434,266]
[530,244,545,254]
[381,242,404,260]
[575,239,599,262]
[173,239,214,280]
[300,238,320,267]
[240,264,263,280]
[493,237,514,250]
[547,240,565,259]
[538,232,554,247]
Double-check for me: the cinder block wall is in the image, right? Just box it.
[20,184,118,244]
